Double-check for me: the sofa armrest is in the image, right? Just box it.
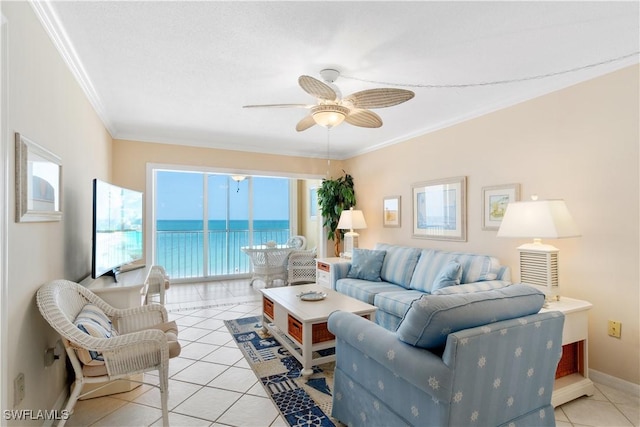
[328,310,453,401]
[331,262,351,289]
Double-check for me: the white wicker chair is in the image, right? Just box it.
[286,235,307,250]
[36,280,179,426]
[243,247,291,288]
[143,265,171,305]
[287,247,317,285]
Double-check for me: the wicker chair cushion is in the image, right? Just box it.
[73,304,119,366]
[142,321,181,358]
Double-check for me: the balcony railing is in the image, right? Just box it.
[155,228,290,280]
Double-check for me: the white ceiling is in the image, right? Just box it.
[35,1,638,160]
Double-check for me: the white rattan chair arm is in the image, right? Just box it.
[101,333,170,377]
[68,328,167,353]
[112,305,168,333]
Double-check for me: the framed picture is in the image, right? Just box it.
[15,133,63,222]
[482,183,520,230]
[412,176,466,241]
[383,195,401,228]
[309,187,318,220]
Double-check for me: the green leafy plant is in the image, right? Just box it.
[317,172,356,256]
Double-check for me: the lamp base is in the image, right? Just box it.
[342,231,359,259]
[517,242,561,303]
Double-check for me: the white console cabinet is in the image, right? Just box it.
[80,264,149,308]
[316,257,351,289]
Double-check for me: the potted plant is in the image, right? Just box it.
[317,172,356,256]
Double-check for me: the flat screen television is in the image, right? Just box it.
[91,179,144,279]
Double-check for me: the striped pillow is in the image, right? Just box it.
[73,304,118,366]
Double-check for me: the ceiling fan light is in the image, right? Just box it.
[312,105,349,129]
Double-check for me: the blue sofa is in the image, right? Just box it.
[332,243,512,330]
[327,285,564,427]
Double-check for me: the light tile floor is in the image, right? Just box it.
[67,279,639,427]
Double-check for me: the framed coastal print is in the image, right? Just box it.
[412,176,466,241]
[15,133,63,222]
[309,187,318,220]
[383,195,401,228]
[482,183,520,230]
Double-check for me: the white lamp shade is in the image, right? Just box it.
[497,200,580,239]
[337,208,367,231]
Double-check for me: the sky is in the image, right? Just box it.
[156,171,290,221]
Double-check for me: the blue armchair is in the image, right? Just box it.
[327,301,564,426]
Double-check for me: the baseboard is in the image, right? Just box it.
[41,386,68,427]
[589,369,640,398]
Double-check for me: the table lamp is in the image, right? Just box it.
[497,197,580,301]
[337,207,367,258]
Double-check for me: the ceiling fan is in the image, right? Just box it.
[243,69,415,131]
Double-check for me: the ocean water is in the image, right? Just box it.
[155,219,290,278]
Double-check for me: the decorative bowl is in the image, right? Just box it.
[297,291,327,301]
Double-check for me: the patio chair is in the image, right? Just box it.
[142,265,171,305]
[243,247,291,288]
[287,247,317,285]
[36,279,181,426]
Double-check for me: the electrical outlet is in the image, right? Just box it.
[14,373,25,406]
[608,320,622,338]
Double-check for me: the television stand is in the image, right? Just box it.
[81,264,149,308]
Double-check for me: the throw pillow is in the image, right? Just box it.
[346,248,386,282]
[396,284,545,349]
[74,304,118,366]
[431,260,462,291]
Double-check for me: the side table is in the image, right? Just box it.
[541,296,596,406]
[316,257,351,289]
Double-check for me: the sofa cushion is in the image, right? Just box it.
[374,290,425,319]
[432,280,509,295]
[410,250,503,292]
[409,249,452,292]
[432,260,462,291]
[374,243,421,288]
[336,278,404,305]
[346,248,386,281]
[396,284,545,348]
[74,304,118,366]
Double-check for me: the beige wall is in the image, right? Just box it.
[111,139,340,192]
[343,65,639,384]
[4,2,112,421]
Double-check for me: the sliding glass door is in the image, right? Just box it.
[154,170,291,280]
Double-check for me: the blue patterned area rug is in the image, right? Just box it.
[224,316,338,427]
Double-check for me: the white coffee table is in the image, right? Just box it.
[260,284,377,376]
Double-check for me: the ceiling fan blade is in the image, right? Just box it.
[296,115,316,132]
[344,88,415,109]
[345,109,383,128]
[243,104,312,109]
[299,75,337,101]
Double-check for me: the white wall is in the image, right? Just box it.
[3,3,111,422]
[344,65,639,385]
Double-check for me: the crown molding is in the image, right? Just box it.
[29,0,116,136]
